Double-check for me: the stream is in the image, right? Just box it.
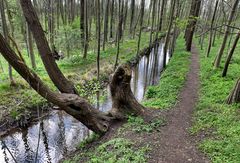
[0,41,170,163]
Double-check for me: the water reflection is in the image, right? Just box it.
[0,42,170,163]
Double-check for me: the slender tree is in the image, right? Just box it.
[136,0,145,56]
[185,0,202,51]
[213,0,239,68]
[222,30,240,77]
[206,0,219,57]
[163,0,176,68]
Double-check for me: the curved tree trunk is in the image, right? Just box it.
[0,33,145,135]
[20,0,77,94]
[227,79,240,104]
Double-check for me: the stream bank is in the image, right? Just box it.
[0,34,168,163]
[63,37,191,163]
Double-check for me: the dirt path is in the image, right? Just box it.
[150,45,209,163]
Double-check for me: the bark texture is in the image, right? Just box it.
[227,79,240,104]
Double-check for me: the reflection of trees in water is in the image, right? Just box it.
[1,141,9,163]
[57,111,67,154]
[22,129,34,162]
[40,121,51,163]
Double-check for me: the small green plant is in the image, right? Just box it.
[124,116,166,133]
[78,133,100,149]
[88,138,150,163]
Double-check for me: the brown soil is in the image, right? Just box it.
[64,44,209,163]
[148,45,209,163]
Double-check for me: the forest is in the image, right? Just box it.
[0,0,240,162]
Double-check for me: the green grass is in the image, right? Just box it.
[191,35,240,163]
[64,138,150,163]
[144,36,190,109]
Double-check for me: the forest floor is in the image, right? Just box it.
[149,45,209,163]
[63,40,209,163]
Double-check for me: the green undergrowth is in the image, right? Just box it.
[144,36,190,109]
[120,116,166,133]
[191,36,240,162]
[64,138,149,163]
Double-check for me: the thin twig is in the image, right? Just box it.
[1,141,18,163]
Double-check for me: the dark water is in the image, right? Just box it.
[0,42,170,163]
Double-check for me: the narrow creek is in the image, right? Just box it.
[0,41,170,163]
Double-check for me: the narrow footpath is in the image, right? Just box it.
[150,45,209,163]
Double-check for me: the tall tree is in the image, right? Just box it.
[83,0,89,59]
[20,0,77,94]
[0,0,15,86]
[222,30,240,77]
[149,0,157,45]
[136,0,145,56]
[163,0,176,68]
[213,0,239,68]
[80,0,85,49]
[129,0,135,38]
[185,0,202,51]
[206,0,219,57]
[96,0,101,80]
[103,0,110,51]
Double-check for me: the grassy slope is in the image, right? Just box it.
[64,36,191,163]
[144,37,190,109]
[192,36,240,162]
[0,33,151,120]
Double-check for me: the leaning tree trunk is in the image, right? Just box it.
[222,30,240,77]
[213,0,240,68]
[227,79,240,104]
[20,0,77,94]
[0,33,145,135]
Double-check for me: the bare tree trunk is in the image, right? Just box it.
[222,30,240,77]
[96,0,101,81]
[80,0,85,49]
[149,0,156,45]
[185,0,201,51]
[206,0,219,57]
[136,0,145,57]
[163,0,176,68]
[110,0,115,39]
[129,0,135,37]
[20,0,77,94]
[114,0,123,70]
[227,78,240,104]
[26,24,36,69]
[0,0,15,86]
[103,0,110,51]
[83,0,89,59]
[213,0,239,68]
[0,33,145,134]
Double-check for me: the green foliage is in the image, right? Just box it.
[78,134,100,149]
[88,138,149,163]
[123,116,166,133]
[144,37,190,109]
[191,36,240,162]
